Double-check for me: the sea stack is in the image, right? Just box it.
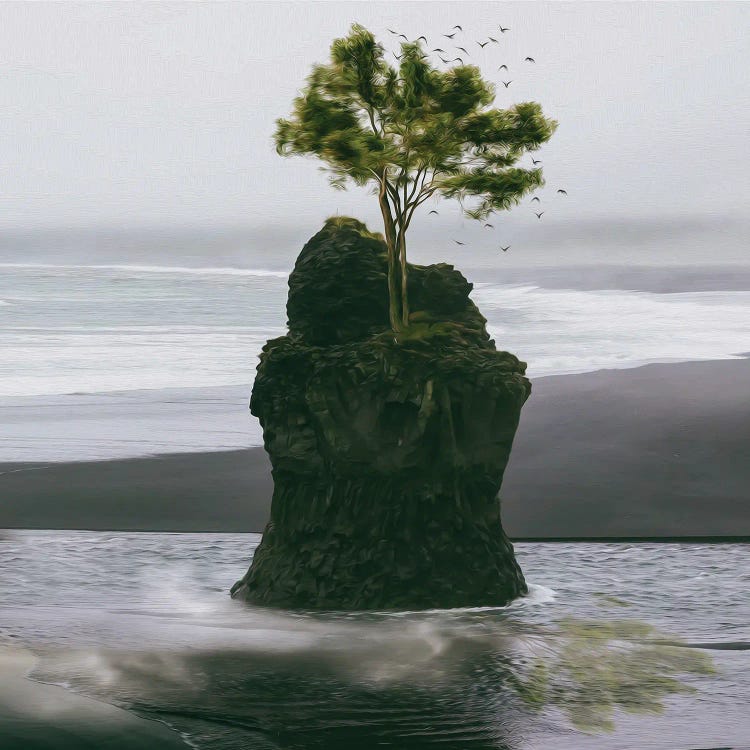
[231,218,530,609]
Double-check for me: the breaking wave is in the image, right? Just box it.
[0,263,290,278]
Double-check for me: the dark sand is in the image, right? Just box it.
[2,359,749,538]
[0,449,273,533]
[502,358,750,538]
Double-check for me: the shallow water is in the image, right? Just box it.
[1,532,748,749]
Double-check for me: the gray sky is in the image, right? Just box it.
[1,1,749,266]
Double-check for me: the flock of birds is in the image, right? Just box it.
[387,25,534,88]
[443,187,568,253]
[385,24,567,254]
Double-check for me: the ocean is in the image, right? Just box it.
[1,532,748,749]
[2,260,749,747]
[2,262,750,461]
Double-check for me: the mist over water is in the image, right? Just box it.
[1,532,748,749]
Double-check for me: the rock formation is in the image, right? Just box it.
[231,218,530,610]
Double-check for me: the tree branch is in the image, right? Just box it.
[385,179,401,214]
[405,166,424,208]
[366,106,378,136]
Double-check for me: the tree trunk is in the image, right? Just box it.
[377,181,401,332]
[387,242,401,332]
[398,230,409,328]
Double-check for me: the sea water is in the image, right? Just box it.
[0,532,748,749]
[1,262,750,461]
[2,263,749,747]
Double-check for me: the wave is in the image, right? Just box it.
[520,583,557,605]
[4,325,283,333]
[471,283,750,378]
[0,263,290,278]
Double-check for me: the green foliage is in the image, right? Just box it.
[274,24,558,328]
[276,24,555,212]
[324,215,384,241]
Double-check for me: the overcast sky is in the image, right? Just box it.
[1,2,748,266]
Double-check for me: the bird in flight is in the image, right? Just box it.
[500,245,511,252]
[429,209,439,215]
[432,47,445,53]
[456,46,469,55]
[484,223,494,229]
[534,212,544,219]
[502,80,512,88]
[525,56,536,63]
[439,56,450,63]
[398,34,408,40]
[388,29,398,35]
[417,35,427,43]
[453,25,463,31]
[488,36,499,43]
[498,64,508,71]
[444,32,456,39]
[557,189,568,195]
[531,196,541,203]
[453,57,464,64]
[453,239,465,245]
[499,26,510,33]
[477,41,489,48]
[531,157,542,165]
[394,53,403,60]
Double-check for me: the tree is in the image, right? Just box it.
[275,24,558,331]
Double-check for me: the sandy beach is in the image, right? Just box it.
[2,358,749,538]
[502,357,750,538]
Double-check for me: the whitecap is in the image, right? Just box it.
[518,583,557,606]
[471,284,750,378]
[0,262,290,278]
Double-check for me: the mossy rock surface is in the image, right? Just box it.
[232,218,530,610]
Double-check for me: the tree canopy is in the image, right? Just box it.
[275,24,558,331]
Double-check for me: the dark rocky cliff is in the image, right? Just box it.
[231,218,530,609]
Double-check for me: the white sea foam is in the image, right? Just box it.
[0,262,290,278]
[520,583,558,606]
[473,284,750,377]
[0,328,277,397]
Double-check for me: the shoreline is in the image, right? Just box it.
[2,358,749,538]
[2,529,747,543]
